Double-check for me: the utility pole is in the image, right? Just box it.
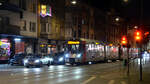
[127,44,130,76]
[139,0,143,81]
[135,30,143,81]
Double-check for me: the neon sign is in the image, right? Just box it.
[40,5,52,17]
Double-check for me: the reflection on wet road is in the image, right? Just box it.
[0,55,150,84]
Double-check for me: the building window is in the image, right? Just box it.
[47,23,51,32]
[41,23,46,32]
[73,16,77,25]
[19,0,26,10]
[30,22,36,32]
[0,17,2,24]
[0,17,2,29]
[33,3,36,13]
[84,33,86,38]
[28,0,36,13]
[23,20,26,31]
[82,19,84,24]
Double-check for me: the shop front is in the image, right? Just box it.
[0,38,11,61]
[38,39,48,56]
[47,44,56,55]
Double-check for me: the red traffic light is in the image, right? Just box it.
[135,31,142,41]
[121,36,127,45]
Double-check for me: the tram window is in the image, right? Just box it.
[72,45,76,50]
[76,45,79,50]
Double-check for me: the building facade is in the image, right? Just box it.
[65,0,95,40]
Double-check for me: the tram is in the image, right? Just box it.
[64,38,139,65]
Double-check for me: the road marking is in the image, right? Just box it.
[81,76,96,84]
[108,80,115,84]
[121,81,126,84]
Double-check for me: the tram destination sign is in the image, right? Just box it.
[68,41,80,45]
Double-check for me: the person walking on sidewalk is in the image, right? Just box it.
[122,59,128,76]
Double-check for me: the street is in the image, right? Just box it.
[1,57,150,84]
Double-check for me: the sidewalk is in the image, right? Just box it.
[101,58,150,84]
[0,64,24,69]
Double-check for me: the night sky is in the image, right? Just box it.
[83,0,150,24]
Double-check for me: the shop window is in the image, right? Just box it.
[30,22,36,32]
[0,39,11,60]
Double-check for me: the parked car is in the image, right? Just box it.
[41,55,54,66]
[23,54,43,68]
[53,52,65,65]
[9,54,26,66]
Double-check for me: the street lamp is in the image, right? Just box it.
[115,17,120,22]
[71,0,77,5]
[134,26,138,29]
[123,0,128,3]
[0,3,2,6]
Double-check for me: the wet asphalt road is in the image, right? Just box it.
[1,56,150,84]
[0,62,123,84]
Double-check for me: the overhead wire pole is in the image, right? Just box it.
[127,36,130,76]
[139,0,143,81]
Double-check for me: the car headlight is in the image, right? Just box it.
[49,58,53,61]
[59,57,63,62]
[77,54,81,58]
[65,54,69,58]
[35,60,40,63]
[24,60,28,63]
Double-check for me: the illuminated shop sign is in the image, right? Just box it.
[40,44,46,47]
[0,41,2,45]
[48,45,56,48]
[68,41,80,45]
[40,5,52,17]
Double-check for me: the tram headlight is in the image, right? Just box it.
[77,54,81,58]
[35,59,40,63]
[59,57,63,62]
[24,59,28,63]
[49,58,53,61]
[65,54,69,58]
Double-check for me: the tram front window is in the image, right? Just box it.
[68,44,80,53]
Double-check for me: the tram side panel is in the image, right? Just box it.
[129,48,139,58]
[105,46,119,61]
[85,44,105,63]
[121,48,139,59]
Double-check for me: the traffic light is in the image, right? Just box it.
[121,36,127,45]
[135,31,142,41]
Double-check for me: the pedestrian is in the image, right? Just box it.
[123,59,127,66]
[122,59,128,76]
[47,61,50,67]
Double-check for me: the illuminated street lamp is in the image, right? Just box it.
[134,26,138,29]
[123,0,128,3]
[0,3,2,6]
[115,17,120,22]
[71,0,77,5]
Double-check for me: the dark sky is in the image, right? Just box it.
[83,0,150,24]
